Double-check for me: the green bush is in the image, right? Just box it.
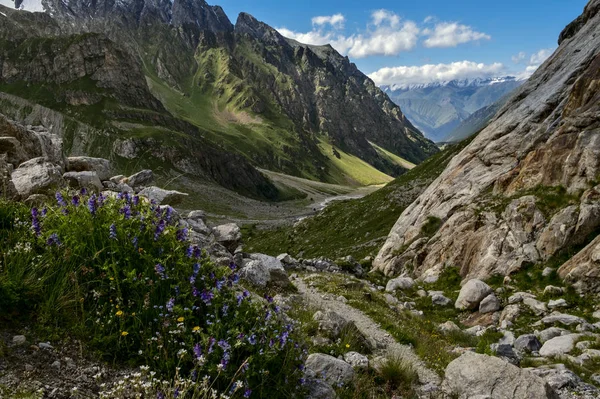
[0,192,307,398]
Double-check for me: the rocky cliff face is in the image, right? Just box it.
[373,0,600,292]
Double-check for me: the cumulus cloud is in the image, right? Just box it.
[368,61,506,87]
[512,47,555,79]
[277,10,419,58]
[312,14,345,29]
[423,22,491,48]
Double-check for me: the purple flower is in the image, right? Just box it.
[80,187,87,196]
[41,208,48,217]
[176,228,188,242]
[193,246,202,258]
[166,298,175,313]
[248,335,256,345]
[163,206,173,222]
[31,208,41,236]
[222,304,229,316]
[229,262,237,271]
[154,220,166,241]
[192,287,199,297]
[155,263,167,279]
[55,192,67,207]
[120,205,131,220]
[174,388,179,398]
[46,233,61,247]
[218,340,231,351]
[186,245,194,258]
[132,236,138,248]
[87,194,97,216]
[71,195,80,206]
[133,196,139,206]
[215,278,225,291]
[156,392,165,399]
[109,224,117,240]
[208,338,216,354]
[244,388,252,398]
[193,343,202,359]
[200,289,214,305]
[279,331,289,346]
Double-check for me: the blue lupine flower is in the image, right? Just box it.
[41,208,47,217]
[193,246,202,258]
[155,263,167,279]
[154,220,166,241]
[133,195,139,206]
[120,205,131,219]
[244,388,252,398]
[166,298,175,313]
[176,228,188,242]
[229,262,237,271]
[31,208,41,236]
[109,224,117,240]
[186,245,194,258]
[132,236,138,248]
[222,304,229,316]
[71,195,80,206]
[208,338,215,354]
[193,343,202,359]
[200,290,214,305]
[80,187,87,196]
[192,287,199,297]
[87,194,97,216]
[55,192,67,207]
[164,206,173,222]
[218,340,231,351]
[46,233,61,247]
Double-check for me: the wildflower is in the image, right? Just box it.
[248,335,256,345]
[177,317,184,323]
[186,245,194,258]
[121,331,129,336]
[200,290,214,305]
[193,246,202,258]
[163,206,173,222]
[87,194,97,216]
[154,220,166,241]
[192,287,199,297]
[218,340,231,351]
[166,298,175,313]
[116,310,124,316]
[193,343,202,359]
[31,208,41,236]
[41,207,47,217]
[132,236,138,248]
[244,388,252,398]
[345,344,350,348]
[208,338,216,354]
[154,263,166,279]
[71,195,80,206]
[80,187,87,196]
[192,326,200,332]
[109,224,117,240]
[120,205,132,219]
[55,192,67,207]
[46,233,61,247]
[176,228,188,242]
[133,195,139,206]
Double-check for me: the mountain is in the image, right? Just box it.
[373,0,600,295]
[0,0,437,194]
[442,92,514,143]
[382,77,523,142]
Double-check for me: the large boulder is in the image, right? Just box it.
[213,223,242,251]
[539,334,582,357]
[455,279,493,310]
[11,157,63,198]
[63,171,103,192]
[138,186,188,205]
[479,293,501,314]
[514,334,542,353]
[541,313,586,326]
[305,353,354,387]
[126,169,154,189]
[240,254,289,288]
[385,276,415,292]
[443,352,559,398]
[67,157,111,180]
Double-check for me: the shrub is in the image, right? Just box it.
[0,191,307,398]
[378,355,418,394]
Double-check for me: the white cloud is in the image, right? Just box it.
[511,47,555,79]
[423,15,435,23]
[312,14,345,29]
[423,22,491,48]
[368,61,505,87]
[277,10,419,58]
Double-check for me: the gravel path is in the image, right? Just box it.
[293,277,442,386]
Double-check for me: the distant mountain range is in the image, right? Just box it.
[382,77,523,142]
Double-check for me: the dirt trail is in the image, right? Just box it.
[293,277,442,386]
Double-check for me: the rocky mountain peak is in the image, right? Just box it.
[234,12,287,46]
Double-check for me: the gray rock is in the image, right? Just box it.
[63,171,103,192]
[127,169,153,188]
[465,325,487,336]
[547,299,568,309]
[543,286,564,296]
[313,310,352,339]
[479,293,501,313]
[455,279,492,310]
[385,276,415,292]
[498,331,516,346]
[593,310,600,319]
[213,223,242,250]
[523,297,548,316]
[11,157,63,198]
[432,293,452,307]
[443,352,558,398]
[138,186,188,205]
[187,217,210,235]
[539,334,582,357]
[438,321,461,334]
[305,378,337,399]
[537,327,569,343]
[493,344,520,364]
[514,334,542,353]
[541,313,586,326]
[305,353,355,387]
[12,335,26,346]
[343,352,369,369]
[277,253,296,264]
[51,360,61,370]
[240,254,288,288]
[507,292,536,304]
[542,267,554,277]
[529,365,581,391]
[384,293,399,306]
[38,342,53,350]
[500,304,521,324]
[109,175,125,184]
[66,157,111,180]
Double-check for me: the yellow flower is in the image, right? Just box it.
[116,310,124,316]
[109,277,114,281]
[177,317,185,323]
[192,326,200,332]
[345,344,350,348]
[132,312,136,316]
[121,331,129,336]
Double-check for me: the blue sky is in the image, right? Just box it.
[216,0,588,86]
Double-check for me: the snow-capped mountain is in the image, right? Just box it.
[381,76,523,142]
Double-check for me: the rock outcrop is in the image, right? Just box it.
[374,0,600,289]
